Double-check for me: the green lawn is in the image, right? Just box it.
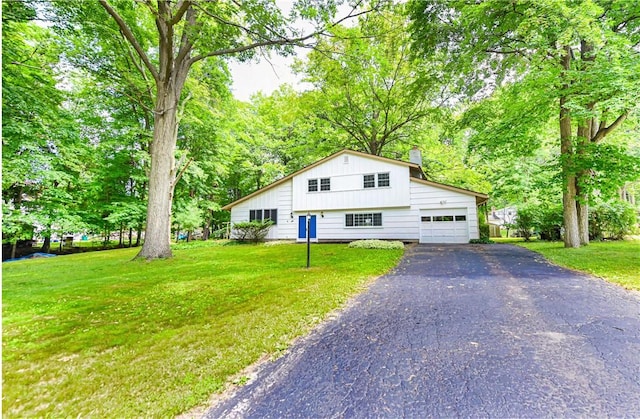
[2,242,403,418]
[515,240,640,290]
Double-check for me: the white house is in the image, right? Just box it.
[222,149,488,244]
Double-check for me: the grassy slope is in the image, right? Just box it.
[2,243,403,418]
[516,240,640,290]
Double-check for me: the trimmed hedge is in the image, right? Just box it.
[348,240,404,249]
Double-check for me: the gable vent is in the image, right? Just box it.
[343,155,349,164]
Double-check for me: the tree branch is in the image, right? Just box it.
[189,32,317,64]
[591,112,629,143]
[99,0,159,82]
[168,0,192,25]
[173,157,194,186]
[189,0,383,65]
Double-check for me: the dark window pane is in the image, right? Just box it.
[345,214,354,227]
[348,213,382,227]
[433,216,443,222]
[363,174,375,188]
[250,210,262,222]
[320,178,330,191]
[455,215,466,221]
[421,216,432,222]
[443,215,454,221]
[264,209,277,224]
[308,179,318,192]
[377,173,390,187]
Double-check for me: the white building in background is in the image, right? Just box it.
[223,149,488,244]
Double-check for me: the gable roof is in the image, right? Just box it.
[222,149,487,210]
[410,178,489,205]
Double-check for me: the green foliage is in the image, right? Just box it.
[348,240,404,250]
[297,4,437,156]
[173,200,205,235]
[518,240,640,290]
[477,208,490,240]
[589,201,638,240]
[515,205,537,242]
[469,238,494,244]
[2,244,403,417]
[537,204,564,241]
[232,221,274,242]
[408,0,640,247]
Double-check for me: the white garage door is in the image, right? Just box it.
[420,208,469,244]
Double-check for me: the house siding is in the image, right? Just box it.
[292,153,410,211]
[409,180,480,240]
[305,208,419,241]
[227,151,485,243]
[229,179,296,240]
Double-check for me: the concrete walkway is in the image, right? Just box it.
[205,244,640,418]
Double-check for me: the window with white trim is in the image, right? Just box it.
[377,172,390,187]
[363,174,376,188]
[363,173,390,188]
[308,179,318,192]
[249,209,278,224]
[345,212,382,227]
[308,177,330,192]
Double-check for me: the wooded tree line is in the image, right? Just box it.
[3,0,639,259]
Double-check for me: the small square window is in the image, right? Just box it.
[421,216,432,222]
[308,179,318,192]
[377,173,390,187]
[320,178,330,191]
[363,174,375,188]
[455,215,466,221]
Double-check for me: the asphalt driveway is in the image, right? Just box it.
[205,244,640,418]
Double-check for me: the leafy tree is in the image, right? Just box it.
[409,0,640,248]
[537,204,564,241]
[515,205,537,242]
[2,1,87,255]
[52,0,378,260]
[589,200,638,240]
[297,4,438,156]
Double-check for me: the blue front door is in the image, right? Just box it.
[298,215,317,239]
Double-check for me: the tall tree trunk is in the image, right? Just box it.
[560,47,581,248]
[576,125,591,246]
[561,129,580,248]
[41,235,51,253]
[135,223,143,246]
[136,86,180,259]
[11,240,18,260]
[575,40,594,246]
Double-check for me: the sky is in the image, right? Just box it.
[227,0,309,102]
[227,51,307,102]
[227,0,356,102]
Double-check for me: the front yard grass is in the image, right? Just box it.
[2,243,403,418]
[516,240,640,290]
